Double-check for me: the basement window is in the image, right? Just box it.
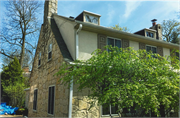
[48,43,52,60]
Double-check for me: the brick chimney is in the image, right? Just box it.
[150,19,162,41]
[44,0,58,23]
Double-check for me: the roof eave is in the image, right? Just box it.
[75,20,179,50]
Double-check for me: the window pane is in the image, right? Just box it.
[152,47,157,53]
[48,43,52,52]
[102,103,110,115]
[107,38,114,47]
[48,86,54,115]
[150,33,154,38]
[146,46,151,52]
[33,89,37,110]
[111,104,118,114]
[115,39,121,48]
[146,32,149,37]
[48,52,52,60]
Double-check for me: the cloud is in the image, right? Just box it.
[123,1,142,19]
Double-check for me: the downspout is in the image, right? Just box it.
[68,24,82,118]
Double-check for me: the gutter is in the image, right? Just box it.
[68,24,82,118]
[75,20,179,50]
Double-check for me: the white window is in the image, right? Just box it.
[146,45,157,53]
[102,104,118,116]
[33,89,38,111]
[85,14,98,24]
[38,52,41,66]
[107,37,121,52]
[48,86,55,115]
[48,43,52,60]
[146,31,154,38]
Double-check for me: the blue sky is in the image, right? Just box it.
[0,0,179,72]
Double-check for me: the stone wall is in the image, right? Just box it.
[28,20,69,117]
[72,84,100,118]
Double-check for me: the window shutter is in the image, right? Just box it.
[122,39,129,48]
[98,34,107,52]
[139,43,145,50]
[157,46,163,56]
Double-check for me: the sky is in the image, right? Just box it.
[0,0,179,72]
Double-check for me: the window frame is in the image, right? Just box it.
[107,37,122,51]
[146,31,154,38]
[146,45,157,54]
[48,43,52,61]
[48,85,55,115]
[33,88,38,111]
[38,51,41,67]
[101,104,119,116]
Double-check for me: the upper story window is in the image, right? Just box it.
[85,14,98,24]
[38,52,41,66]
[146,31,154,38]
[146,45,157,53]
[107,38,121,47]
[48,43,52,60]
[107,37,121,52]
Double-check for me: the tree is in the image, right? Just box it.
[1,57,25,105]
[2,50,33,70]
[0,0,42,68]
[4,82,26,107]
[161,19,180,44]
[56,46,179,117]
[110,24,131,32]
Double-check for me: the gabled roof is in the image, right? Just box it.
[50,18,73,63]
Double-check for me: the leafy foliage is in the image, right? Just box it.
[110,24,131,32]
[1,57,26,107]
[56,46,179,116]
[161,19,180,44]
[4,82,26,107]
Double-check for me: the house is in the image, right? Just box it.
[27,0,179,117]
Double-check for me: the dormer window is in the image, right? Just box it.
[146,31,154,38]
[85,15,98,24]
[75,10,101,25]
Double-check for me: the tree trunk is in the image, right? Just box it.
[20,34,25,68]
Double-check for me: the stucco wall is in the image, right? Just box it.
[78,30,98,60]
[54,15,76,60]
[163,47,170,58]
[129,40,139,50]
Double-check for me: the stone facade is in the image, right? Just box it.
[72,85,100,117]
[28,19,69,117]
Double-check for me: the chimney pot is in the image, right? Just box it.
[151,19,157,26]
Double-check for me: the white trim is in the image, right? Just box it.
[24,88,30,91]
[83,10,101,17]
[47,85,55,115]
